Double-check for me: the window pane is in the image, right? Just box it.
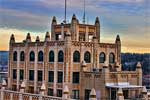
[20,70,24,80]
[73,72,79,84]
[20,51,24,61]
[38,70,43,81]
[30,51,35,61]
[13,69,17,79]
[99,52,105,63]
[48,88,53,96]
[58,51,64,62]
[85,89,91,100]
[72,90,79,99]
[13,51,17,61]
[84,51,91,63]
[38,51,43,62]
[29,70,34,81]
[49,51,54,62]
[57,89,62,97]
[57,72,63,83]
[73,51,80,62]
[109,53,115,63]
[48,71,54,82]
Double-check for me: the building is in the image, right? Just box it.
[8,14,144,100]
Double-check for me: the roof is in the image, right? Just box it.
[106,82,143,89]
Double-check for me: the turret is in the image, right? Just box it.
[71,14,78,41]
[52,16,57,25]
[115,35,121,44]
[35,36,40,42]
[45,31,50,41]
[72,14,77,21]
[136,62,142,85]
[51,16,57,40]
[10,34,15,44]
[115,34,121,64]
[95,17,100,42]
[26,33,31,42]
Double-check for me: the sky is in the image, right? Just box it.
[0,0,150,53]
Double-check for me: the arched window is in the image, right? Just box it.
[30,51,35,61]
[20,51,25,61]
[58,50,64,62]
[109,53,115,63]
[13,51,17,61]
[73,51,80,62]
[49,50,54,62]
[38,51,44,62]
[99,52,105,63]
[84,51,91,63]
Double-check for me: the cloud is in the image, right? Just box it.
[0,8,50,32]
[101,0,145,3]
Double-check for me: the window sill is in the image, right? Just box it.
[49,62,54,64]
[73,62,80,64]
[58,62,64,64]
[72,83,79,84]
[38,62,44,63]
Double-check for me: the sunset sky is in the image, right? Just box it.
[0,0,150,53]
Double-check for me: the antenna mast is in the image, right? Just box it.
[83,0,85,24]
[64,0,67,23]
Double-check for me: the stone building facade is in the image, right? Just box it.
[8,15,143,100]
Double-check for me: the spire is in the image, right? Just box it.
[52,16,57,24]
[10,34,15,43]
[45,31,50,41]
[36,36,40,42]
[72,14,76,20]
[95,17,100,24]
[136,62,142,68]
[116,35,120,42]
[26,33,31,42]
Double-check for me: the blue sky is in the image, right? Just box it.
[0,0,150,53]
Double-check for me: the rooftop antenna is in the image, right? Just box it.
[63,0,67,23]
[83,0,85,24]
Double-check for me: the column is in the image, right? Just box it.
[34,44,38,93]
[54,44,57,96]
[85,26,89,41]
[17,50,20,91]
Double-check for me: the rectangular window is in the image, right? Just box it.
[85,89,91,100]
[57,89,62,97]
[57,71,63,83]
[88,35,93,42]
[73,72,80,84]
[38,70,43,81]
[48,71,54,82]
[20,69,24,80]
[28,86,34,93]
[56,34,59,40]
[72,90,79,99]
[13,69,17,79]
[79,34,85,41]
[29,70,34,81]
[48,88,53,96]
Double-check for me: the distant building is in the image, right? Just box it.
[8,15,144,100]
